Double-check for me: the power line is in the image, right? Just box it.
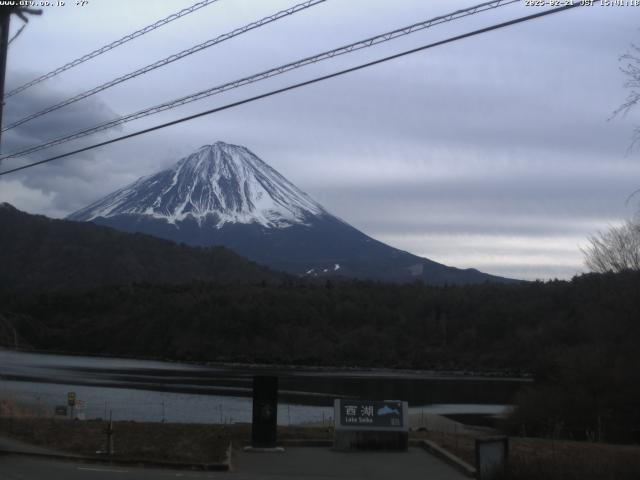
[0,3,582,178]
[0,6,41,153]
[2,0,326,133]
[0,0,520,162]
[8,23,25,46]
[4,0,221,99]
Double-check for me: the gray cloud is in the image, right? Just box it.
[3,72,121,151]
[0,74,127,215]
[0,0,638,279]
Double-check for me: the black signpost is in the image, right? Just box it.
[248,375,281,451]
[334,399,409,451]
[67,391,76,419]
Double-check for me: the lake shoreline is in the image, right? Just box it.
[1,348,523,424]
[0,346,533,381]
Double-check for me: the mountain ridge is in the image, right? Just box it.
[0,202,282,292]
[68,141,516,285]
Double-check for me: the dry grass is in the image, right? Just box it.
[0,398,50,418]
[0,416,333,464]
[508,437,640,480]
[0,417,234,463]
[415,430,640,480]
[3,407,639,478]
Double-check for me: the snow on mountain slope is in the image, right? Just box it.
[68,141,516,284]
[68,141,326,228]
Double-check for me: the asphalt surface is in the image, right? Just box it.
[0,436,77,457]
[0,447,468,480]
[0,456,223,479]
[234,447,468,479]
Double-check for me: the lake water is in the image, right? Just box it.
[0,349,526,425]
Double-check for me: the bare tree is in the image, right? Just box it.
[583,44,640,273]
[583,220,640,273]
[614,44,640,151]
[611,45,640,149]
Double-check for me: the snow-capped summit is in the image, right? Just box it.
[68,142,513,285]
[69,141,325,228]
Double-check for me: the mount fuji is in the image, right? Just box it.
[68,141,511,284]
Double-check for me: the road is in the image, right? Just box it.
[0,448,469,479]
[0,456,222,479]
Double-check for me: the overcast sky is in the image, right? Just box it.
[1,0,639,280]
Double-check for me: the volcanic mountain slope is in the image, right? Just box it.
[0,202,280,292]
[68,141,513,284]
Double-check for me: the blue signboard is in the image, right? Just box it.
[335,399,408,431]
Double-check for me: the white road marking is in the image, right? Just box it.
[75,465,221,478]
[77,467,129,473]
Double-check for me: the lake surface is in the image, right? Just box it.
[0,349,527,425]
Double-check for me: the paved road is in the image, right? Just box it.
[0,455,223,479]
[0,436,79,457]
[0,448,468,480]
[233,447,468,479]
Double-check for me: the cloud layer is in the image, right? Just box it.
[1,0,638,280]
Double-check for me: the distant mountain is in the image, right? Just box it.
[0,202,280,292]
[68,141,514,285]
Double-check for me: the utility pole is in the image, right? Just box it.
[0,5,42,153]
[0,7,11,152]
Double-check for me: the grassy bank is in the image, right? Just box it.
[417,431,640,480]
[0,416,331,464]
[2,416,640,479]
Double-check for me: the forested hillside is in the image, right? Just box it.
[2,271,638,371]
[0,203,281,291]
[2,202,639,442]
[2,271,639,442]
